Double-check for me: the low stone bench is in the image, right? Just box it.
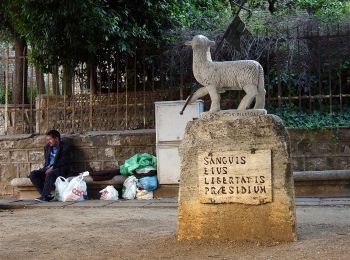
[11,175,127,200]
[294,170,350,197]
[12,170,350,199]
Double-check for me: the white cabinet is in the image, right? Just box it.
[155,101,203,184]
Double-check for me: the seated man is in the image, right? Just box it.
[29,130,71,202]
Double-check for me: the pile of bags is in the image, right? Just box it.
[120,153,158,200]
[54,153,158,201]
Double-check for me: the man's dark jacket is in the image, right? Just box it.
[42,140,72,176]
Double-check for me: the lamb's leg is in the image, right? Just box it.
[253,89,266,109]
[237,85,258,110]
[207,85,221,112]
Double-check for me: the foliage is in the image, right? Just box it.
[239,0,350,34]
[269,104,350,129]
[0,0,233,71]
[0,84,12,104]
[3,0,161,70]
[168,0,231,30]
[293,0,350,23]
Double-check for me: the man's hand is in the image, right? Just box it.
[45,166,53,175]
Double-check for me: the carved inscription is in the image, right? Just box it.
[198,150,272,204]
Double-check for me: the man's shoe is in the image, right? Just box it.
[34,196,53,202]
[34,197,47,202]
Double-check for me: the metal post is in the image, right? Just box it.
[4,47,9,134]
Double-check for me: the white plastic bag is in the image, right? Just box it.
[122,176,137,200]
[62,171,89,202]
[135,166,156,174]
[99,185,119,200]
[136,189,153,200]
[54,176,69,201]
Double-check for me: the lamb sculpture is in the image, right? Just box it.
[180,35,266,114]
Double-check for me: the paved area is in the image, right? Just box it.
[2,201,350,259]
[1,197,350,209]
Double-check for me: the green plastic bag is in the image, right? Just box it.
[120,153,157,176]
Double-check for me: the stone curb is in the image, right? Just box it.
[0,199,178,209]
[3,198,350,209]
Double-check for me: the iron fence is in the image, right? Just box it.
[1,21,350,135]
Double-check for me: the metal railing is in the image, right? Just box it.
[1,21,350,135]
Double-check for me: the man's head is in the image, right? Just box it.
[46,130,61,147]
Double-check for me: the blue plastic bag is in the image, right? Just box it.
[138,176,158,191]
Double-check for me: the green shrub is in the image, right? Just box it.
[268,104,350,129]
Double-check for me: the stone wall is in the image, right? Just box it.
[289,127,350,171]
[1,127,349,198]
[0,130,155,198]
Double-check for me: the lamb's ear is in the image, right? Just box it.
[209,40,215,46]
[185,40,192,46]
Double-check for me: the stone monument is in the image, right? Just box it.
[177,35,296,242]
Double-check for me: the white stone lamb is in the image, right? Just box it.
[180,35,266,114]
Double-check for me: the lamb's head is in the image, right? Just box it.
[185,35,215,49]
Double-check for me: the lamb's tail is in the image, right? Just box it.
[254,65,266,109]
[180,87,208,115]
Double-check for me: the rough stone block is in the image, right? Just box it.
[121,135,143,146]
[315,142,338,154]
[97,148,115,160]
[32,135,47,147]
[338,128,350,140]
[340,143,350,153]
[297,140,314,155]
[87,161,102,171]
[133,146,154,155]
[30,163,43,171]
[287,129,304,141]
[81,148,98,160]
[0,140,16,149]
[311,158,327,171]
[0,164,17,196]
[0,151,10,162]
[178,113,296,242]
[337,157,350,169]
[115,146,134,158]
[14,138,34,149]
[89,136,108,146]
[325,157,339,170]
[310,129,333,141]
[291,157,304,171]
[28,150,44,162]
[17,164,30,177]
[289,142,298,155]
[10,150,28,163]
[107,135,121,146]
[103,161,119,170]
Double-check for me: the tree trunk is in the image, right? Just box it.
[52,65,60,95]
[214,0,250,58]
[35,65,46,95]
[87,62,97,94]
[62,64,73,96]
[13,36,28,104]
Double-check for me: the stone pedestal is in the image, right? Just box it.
[177,111,296,242]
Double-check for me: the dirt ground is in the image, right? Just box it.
[1,206,350,259]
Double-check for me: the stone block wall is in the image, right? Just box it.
[1,127,349,198]
[288,127,350,171]
[0,130,155,198]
